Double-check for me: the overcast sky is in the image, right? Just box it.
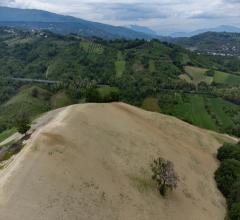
[0,0,240,33]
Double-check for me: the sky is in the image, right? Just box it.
[0,0,240,34]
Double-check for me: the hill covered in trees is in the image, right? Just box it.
[170,32,240,56]
[0,6,151,39]
[1,27,240,139]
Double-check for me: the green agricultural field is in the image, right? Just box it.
[184,66,213,85]
[214,71,240,85]
[183,66,240,86]
[80,40,104,55]
[206,97,237,130]
[115,51,126,77]
[174,95,217,130]
[142,97,160,112]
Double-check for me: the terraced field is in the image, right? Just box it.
[182,66,240,86]
[80,40,104,55]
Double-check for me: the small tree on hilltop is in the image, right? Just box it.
[15,112,31,135]
[151,157,178,196]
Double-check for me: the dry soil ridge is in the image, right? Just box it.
[0,102,236,220]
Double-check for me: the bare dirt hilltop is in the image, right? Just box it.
[0,103,236,220]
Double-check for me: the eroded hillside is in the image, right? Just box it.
[0,103,236,220]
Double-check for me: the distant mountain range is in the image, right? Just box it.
[0,6,151,39]
[169,32,240,56]
[127,25,158,36]
[170,25,240,37]
[0,6,239,56]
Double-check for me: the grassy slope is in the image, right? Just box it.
[214,71,240,85]
[0,86,51,127]
[0,128,17,143]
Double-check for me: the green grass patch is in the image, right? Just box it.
[213,71,240,85]
[213,71,229,84]
[115,51,126,77]
[184,66,240,86]
[0,128,17,143]
[0,86,51,127]
[142,97,161,112]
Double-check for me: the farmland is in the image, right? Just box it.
[182,66,240,86]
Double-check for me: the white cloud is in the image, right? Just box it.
[0,0,239,33]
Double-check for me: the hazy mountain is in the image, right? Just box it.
[127,25,158,36]
[170,32,240,56]
[0,6,151,39]
[171,25,240,37]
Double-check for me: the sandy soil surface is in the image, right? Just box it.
[0,103,236,220]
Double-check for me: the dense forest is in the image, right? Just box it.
[0,27,240,139]
[216,142,240,219]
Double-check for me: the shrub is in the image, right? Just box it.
[151,157,178,196]
[205,69,215,77]
[15,112,31,135]
[85,88,101,103]
[215,142,240,219]
[215,159,240,197]
[31,87,39,98]
[217,143,240,161]
[229,203,240,220]
[102,91,120,102]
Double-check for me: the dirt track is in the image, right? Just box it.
[0,103,236,220]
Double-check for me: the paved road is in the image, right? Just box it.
[7,77,59,84]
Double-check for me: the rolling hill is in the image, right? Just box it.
[0,102,236,220]
[170,32,240,56]
[0,6,151,39]
[1,27,240,138]
[170,25,240,37]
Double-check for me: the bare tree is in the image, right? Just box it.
[151,157,178,196]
